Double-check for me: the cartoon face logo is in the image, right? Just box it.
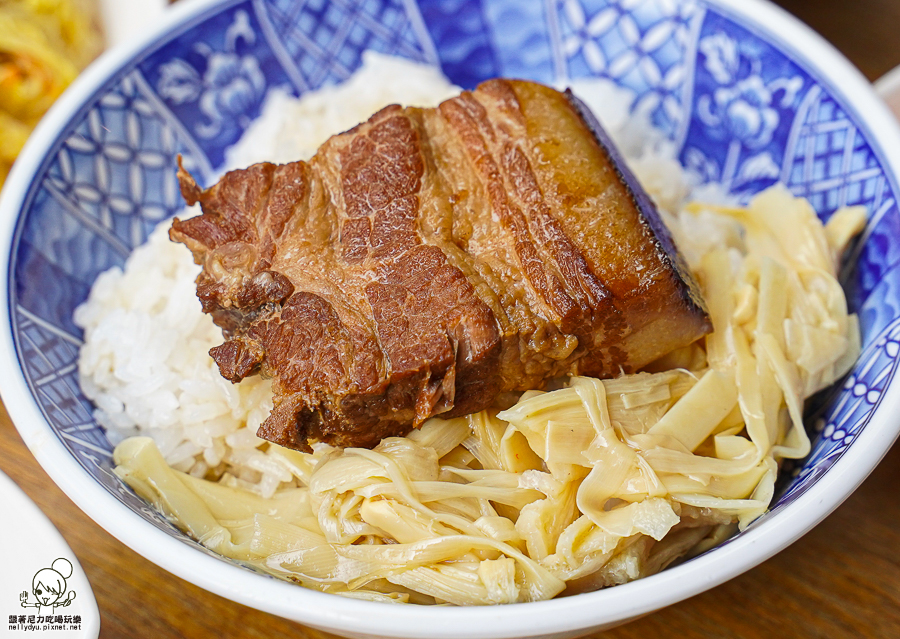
[20,558,77,612]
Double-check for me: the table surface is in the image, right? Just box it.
[3,1,900,637]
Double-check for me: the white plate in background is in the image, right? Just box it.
[0,470,99,638]
[875,65,900,118]
[98,0,170,48]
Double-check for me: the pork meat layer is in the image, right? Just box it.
[170,79,711,451]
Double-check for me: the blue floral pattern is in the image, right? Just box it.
[157,11,266,139]
[682,13,809,199]
[551,0,704,145]
[254,0,438,93]
[7,0,900,559]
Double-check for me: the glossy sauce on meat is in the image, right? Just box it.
[170,79,711,452]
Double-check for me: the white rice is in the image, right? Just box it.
[226,51,462,166]
[74,52,699,496]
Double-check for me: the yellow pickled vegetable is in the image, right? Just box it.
[0,0,103,186]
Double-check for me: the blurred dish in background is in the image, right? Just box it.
[876,65,900,120]
[0,0,103,186]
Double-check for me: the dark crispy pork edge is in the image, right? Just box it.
[564,90,710,320]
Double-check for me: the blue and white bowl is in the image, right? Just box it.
[2,0,899,637]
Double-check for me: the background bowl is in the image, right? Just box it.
[3,0,900,637]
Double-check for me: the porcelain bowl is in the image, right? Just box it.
[3,0,900,637]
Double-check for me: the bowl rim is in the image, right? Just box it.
[2,0,900,636]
